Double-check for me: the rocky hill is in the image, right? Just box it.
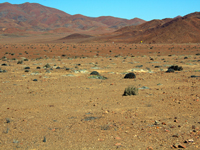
[0,2,146,33]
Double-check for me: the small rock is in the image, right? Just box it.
[146,146,153,150]
[139,86,149,90]
[24,67,30,69]
[33,79,38,81]
[114,143,121,146]
[191,75,199,78]
[154,66,162,68]
[115,137,121,140]
[65,68,70,71]
[154,120,160,125]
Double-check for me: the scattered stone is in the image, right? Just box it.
[123,86,138,96]
[136,65,143,68]
[168,65,183,71]
[154,66,161,68]
[124,72,136,79]
[46,70,51,73]
[90,71,100,76]
[114,143,121,146]
[146,146,153,150]
[56,67,61,69]
[25,70,29,72]
[184,139,194,143]
[172,134,179,138]
[36,67,41,69]
[82,116,98,121]
[65,68,70,71]
[24,58,29,61]
[191,75,200,78]
[24,67,30,69]
[139,86,149,89]
[101,125,110,130]
[0,69,7,73]
[88,75,107,80]
[33,79,38,81]
[65,74,75,77]
[91,67,101,69]
[166,68,175,73]
[115,137,121,140]
[154,120,160,125]
[13,139,19,143]
[1,63,7,66]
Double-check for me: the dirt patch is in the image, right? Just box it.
[0,42,200,149]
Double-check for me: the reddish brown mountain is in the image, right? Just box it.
[0,2,146,33]
[90,12,200,43]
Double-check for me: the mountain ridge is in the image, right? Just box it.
[0,2,146,33]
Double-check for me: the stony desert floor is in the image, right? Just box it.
[0,42,200,150]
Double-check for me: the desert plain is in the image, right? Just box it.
[0,35,200,150]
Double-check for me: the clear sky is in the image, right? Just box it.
[1,0,200,21]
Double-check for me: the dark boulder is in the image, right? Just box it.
[90,71,100,76]
[124,72,136,79]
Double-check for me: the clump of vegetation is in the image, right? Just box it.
[17,60,23,64]
[44,63,51,68]
[2,56,7,61]
[123,86,138,96]
[24,58,29,61]
[88,75,107,80]
[168,65,183,71]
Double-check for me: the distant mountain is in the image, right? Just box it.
[89,12,200,43]
[0,2,146,33]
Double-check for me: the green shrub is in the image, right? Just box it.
[123,86,138,96]
[44,63,51,68]
[17,60,23,64]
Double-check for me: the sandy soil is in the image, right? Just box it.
[0,38,200,149]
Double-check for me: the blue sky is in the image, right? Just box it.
[1,0,200,21]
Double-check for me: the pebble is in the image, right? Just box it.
[115,137,121,140]
[114,143,121,146]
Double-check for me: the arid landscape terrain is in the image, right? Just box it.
[1,2,200,150]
